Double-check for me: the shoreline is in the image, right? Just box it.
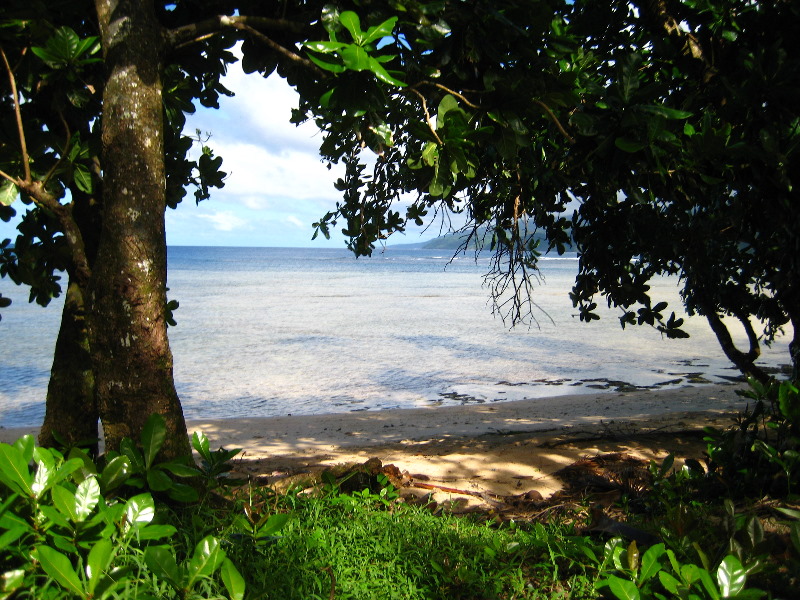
[0,384,749,503]
[0,383,747,451]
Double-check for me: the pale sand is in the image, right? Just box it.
[0,384,748,504]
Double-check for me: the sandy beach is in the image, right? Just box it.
[0,383,749,506]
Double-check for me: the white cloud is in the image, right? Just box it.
[196,211,248,232]
[285,215,305,229]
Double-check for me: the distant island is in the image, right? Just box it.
[390,227,574,252]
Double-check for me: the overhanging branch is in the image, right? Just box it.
[165,14,309,49]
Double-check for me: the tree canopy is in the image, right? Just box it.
[0,0,796,455]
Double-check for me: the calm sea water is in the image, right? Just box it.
[0,246,791,427]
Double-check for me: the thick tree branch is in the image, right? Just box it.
[229,21,325,77]
[702,302,770,383]
[165,14,309,49]
[1,45,92,287]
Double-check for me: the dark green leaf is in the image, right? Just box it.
[220,558,246,600]
[144,546,182,589]
[35,546,83,596]
[51,486,78,522]
[0,443,34,497]
[146,468,174,492]
[615,137,646,153]
[339,11,364,44]
[606,575,640,600]
[186,535,226,587]
[141,413,167,469]
[86,539,114,595]
[256,513,290,537]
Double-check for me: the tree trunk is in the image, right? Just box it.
[38,279,99,454]
[92,0,190,458]
[702,305,770,384]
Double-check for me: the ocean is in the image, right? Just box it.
[0,246,791,427]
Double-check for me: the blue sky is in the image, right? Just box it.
[0,57,434,248]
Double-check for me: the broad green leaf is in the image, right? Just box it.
[617,52,642,103]
[100,455,131,492]
[159,461,200,478]
[92,565,136,598]
[302,41,347,54]
[146,468,173,492]
[86,539,114,594]
[144,546,182,589]
[192,432,210,459]
[606,575,640,600]
[13,437,34,464]
[0,180,18,206]
[136,524,178,541]
[638,105,693,120]
[421,142,438,167]
[340,45,371,71]
[37,458,82,499]
[120,438,145,473]
[658,570,682,595]
[339,11,364,44]
[74,477,100,521]
[0,444,34,497]
[73,36,100,59]
[73,164,93,194]
[51,486,78,522]
[775,506,800,520]
[256,513,290,537]
[366,57,406,87]
[364,17,399,45]
[0,528,26,552]
[791,522,800,555]
[305,51,347,73]
[220,558,246,600]
[30,46,64,68]
[32,459,55,499]
[186,536,226,588]
[141,414,167,469]
[717,555,746,597]
[34,546,83,596]
[437,95,461,124]
[167,482,199,503]
[123,493,155,533]
[38,505,72,529]
[697,567,720,600]
[615,137,647,153]
[746,516,764,549]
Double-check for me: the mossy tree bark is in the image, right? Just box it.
[38,280,99,453]
[92,0,190,458]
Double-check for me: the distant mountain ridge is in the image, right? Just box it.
[391,227,573,251]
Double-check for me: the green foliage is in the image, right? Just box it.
[0,428,247,599]
[106,414,200,502]
[704,379,800,497]
[303,10,406,87]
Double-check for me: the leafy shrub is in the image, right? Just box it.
[704,379,800,497]
[0,417,253,599]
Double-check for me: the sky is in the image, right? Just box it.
[0,55,433,248]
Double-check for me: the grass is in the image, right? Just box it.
[176,484,601,600]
